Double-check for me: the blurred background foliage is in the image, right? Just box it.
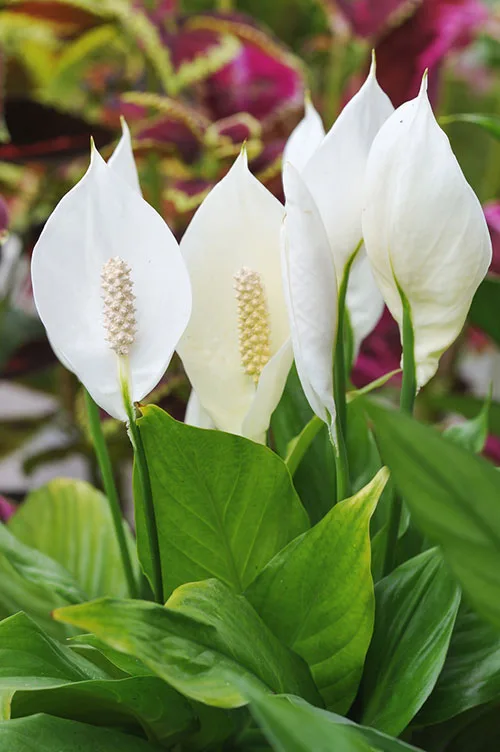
[1,0,500,506]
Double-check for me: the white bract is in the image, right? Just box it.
[362,76,492,387]
[281,56,393,423]
[177,149,292,443]
[31,121,192,420]
[282,163,337,429]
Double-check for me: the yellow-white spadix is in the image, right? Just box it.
[362,75,492,387]
[31,121,192,420]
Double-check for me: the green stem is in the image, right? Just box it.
[382,294,416,576]
[216,0,233,10]
[84,390,137,599]
[121,372,163,604]
[333,246,360,500]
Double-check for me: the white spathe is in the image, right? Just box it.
[281,57,393,426]
[362,76,492,387]
[31,133,192,421]
[282,96,325,175]
[282,163,337,428]
[177,149,292,443]
[283,57,393,357]
[185,389,215,430]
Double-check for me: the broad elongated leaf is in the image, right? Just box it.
[0,612,106,690]
[0,523,85,637]
[11,677,194,746]
[9,478,137,599]
[271,365,336,523]
[70,634,152,678]
[361,549,461,736]
[244,685,421,752]
[54,580,321,709]
[0,612,193,743]
[417,604,500,725]
[285,697,424,752]
[0,713,164,751]
[136,405,308,597]
[365,400,500,629]
[247,470,388,712]
[246,690,372,752]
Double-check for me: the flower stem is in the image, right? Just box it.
[84,390,137,599]
[333,246,360,501]
[382,293,416,576]
[120,367,163,604]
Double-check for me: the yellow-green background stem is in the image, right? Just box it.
[121,374,164,604]
[383,291,416,576]
[84,389,137,599]
[333,248,359,501]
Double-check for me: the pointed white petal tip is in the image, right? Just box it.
[369,49,376,77]
[419,69,429,96]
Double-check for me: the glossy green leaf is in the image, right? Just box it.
[0,612,107,691]
[417,604,500,725]
[443,394,490,453]
[136,405,308,597]
[0,713,164,751]
[271,365,336,523]
[469,276,500,348]
[9,478,138,599]
[0,522,85,637]
[11,677,194,746]
[283,697,423,752]
[365,400,500,628]
[247,469,388,712]
[244,685,423,751]
[361,549,461,736]
[54,579,321,709]
[246,689,373,752]
[69,634,152,678]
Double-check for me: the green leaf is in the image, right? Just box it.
[247,469,388,712]
[0,523,85,637]
[242,683,421,752]
[271,365,336,523]
[69,634,153,678]
[416,604,500,725]
[361,549,461,736]
[136,405,308,597]
[425,391,500,437]
[0,612,200,744]
[365,399,500,628]
[0,612,107,690]
[9,478,138,599]
[443,392,490,453]
[54,580,321,709]
[440,113,500,140]
[11,677,194,746]
[284,697,424,752]
[246,690,373,752]
[469,276,500,347]
[0,713,164,751]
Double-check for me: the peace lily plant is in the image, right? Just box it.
[1,60,497,752]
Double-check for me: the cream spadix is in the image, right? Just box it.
[362,76,492,387]
[31,130,192,420]
[177,149,292,443]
